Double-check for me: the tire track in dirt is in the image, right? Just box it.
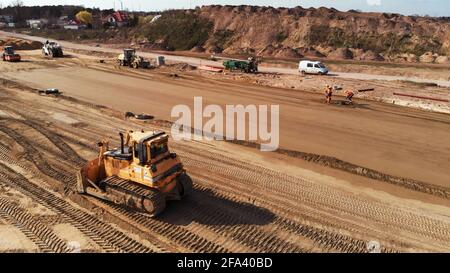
[178,146,450,251]
[0,162,155,253]
[15,115,404,252]
[188,150,450,241]
[0,123,229,253]
[1,92,448,252]
[0,122,76,189]
[18,119,87,166]
[173,188,307,253]
[0,196,69,253]
[93,199,229,253]
[227,140,450,199]
[191,176,386,253]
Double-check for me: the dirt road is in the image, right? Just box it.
[1,76,450,253]
[2,30,450,87]
[3,57,450,189]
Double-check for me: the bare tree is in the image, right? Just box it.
[9,0,23,7]
[9,0,24,23]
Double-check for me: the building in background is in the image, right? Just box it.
[102,11,129,27]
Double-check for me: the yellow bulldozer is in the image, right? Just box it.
[77,130,192,216]
[117,49,150,69]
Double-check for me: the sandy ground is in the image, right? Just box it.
[0,48,449,253]
[2,30,450,87]
[2,50,450,188]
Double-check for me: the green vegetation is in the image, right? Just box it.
[142,11,213,51]
[306,26,444,56]
[211,29,235,52]
[25,28,130,43]
[275,31,288,43]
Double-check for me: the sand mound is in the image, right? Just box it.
[0,38,43,50]
[275,47,301,58]
[258,45,302,58]
[392,53,418,63]
[190,46,205,53]
[419,52,436,63]
[327,48,354,60]
[359,50,384,61]
[350,48,364,59]
[169,63,197,71]
[297,47,325,58]
[435,55,449,64]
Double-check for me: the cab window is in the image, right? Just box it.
[314,64,321,68]
[150,142,168,159]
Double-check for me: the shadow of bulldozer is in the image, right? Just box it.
[158,185,275,227]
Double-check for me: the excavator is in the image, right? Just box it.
[77,130,192,216]
[2,46,21,62]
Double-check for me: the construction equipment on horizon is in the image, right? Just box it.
[223,57,258,73]
[2,46,21,62]
[42,40,63,57]
[117,49,150,69]
[77,130,192,216]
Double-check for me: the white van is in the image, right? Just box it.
[298,60,328,75]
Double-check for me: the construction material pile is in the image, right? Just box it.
[0,38,43,50]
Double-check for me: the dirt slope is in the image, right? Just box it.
[140,5,450,63]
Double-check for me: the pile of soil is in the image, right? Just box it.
[419,52,437,63]
[359,50,385,61]
[0,38,43,50]
[168,63,197,71]
[434,55,449,64]
[327,48,354,60]
[190,46,205,53]
[258,45,302,58]
[297,47,325,58]
[198,5,450,62]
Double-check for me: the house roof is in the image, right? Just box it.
[103,11,129,22]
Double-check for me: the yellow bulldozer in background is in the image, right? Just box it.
[77,130,192,216]
[117,49,151,69]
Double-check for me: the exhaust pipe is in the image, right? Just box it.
[119,132,124,154]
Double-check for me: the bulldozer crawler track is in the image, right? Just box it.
[95,178,228,252]
[0,124,76,188]
[0,130,224,252]
[172,190,308,253]
[179,149,450,252]
[0,162,154,253]
[96,199,229,253]
[0,197,67,253]
[180,145,450,239]
[17,120,444,252]
[191,177,385,253]
[1,99,448,252]
[18,119,86,166]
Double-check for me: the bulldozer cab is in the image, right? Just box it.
[123,49,136,61]
[126,131,170,166]
[4,46,14,55]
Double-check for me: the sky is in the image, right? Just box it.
[1,0,449,16]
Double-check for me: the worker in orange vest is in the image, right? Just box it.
[325,85,333,104]
[345,90,355,104]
